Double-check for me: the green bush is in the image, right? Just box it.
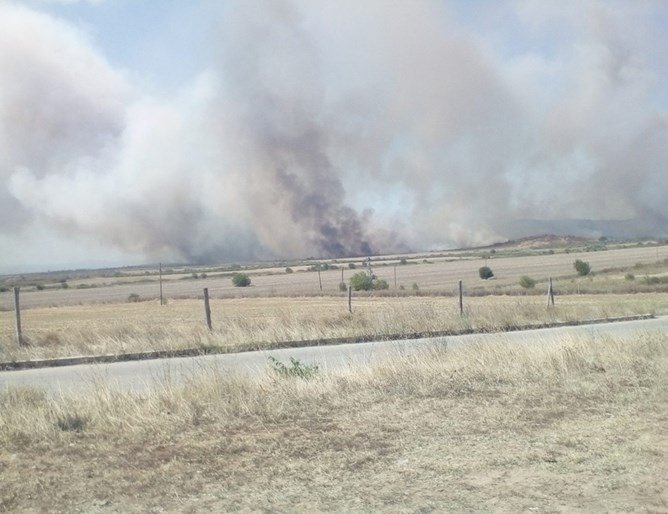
[232,272,251,287]
[349,272,389,291]
[399,258,408,265]
[625,273,635,281]
[350,272,374,291]
[479,266,494,280]
[339,282,348,292]
[285,267,294,274]
[574,259,591,276]
[127,293,140,302]
[348,263,356,269]
[519,276,536,289]
[268,356,319,380]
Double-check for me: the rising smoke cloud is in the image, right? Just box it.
[1,0,666,264]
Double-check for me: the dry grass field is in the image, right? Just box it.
[1,293,667,361]
[2,244,666,309]
[1,332,666,511]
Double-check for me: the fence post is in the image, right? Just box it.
[394,265,397,289]
[341,268,344,285]
[546,277,555,307]
[203,287,212,330]
[318,268,322,291]
[348,285,352,313]
[13,287,23,346]
[458,280,463,316]
[159,262,164,306]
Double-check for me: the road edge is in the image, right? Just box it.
[0,314,656,372]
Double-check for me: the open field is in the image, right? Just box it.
[1,293,667,361]
[1,333,666,511]
[1,244,667,309]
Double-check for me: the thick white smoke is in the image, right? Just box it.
[1,0,666,264]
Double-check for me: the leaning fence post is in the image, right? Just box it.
[458,280,463,316]
[13,287,23,346]
[348,285,352,313]
[318,267,322,291]
[203,287,212,330]
[546,277,555,307]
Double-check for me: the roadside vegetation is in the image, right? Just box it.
[1,332,665,511]
[1,293,666,362]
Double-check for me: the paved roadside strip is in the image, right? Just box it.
[0,314,656,372]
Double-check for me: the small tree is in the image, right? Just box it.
[479,266,494,280]
[519,276,536,289]
[232,272,251,287]
[574,259,591,276]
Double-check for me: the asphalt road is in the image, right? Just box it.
[1,316,665,395]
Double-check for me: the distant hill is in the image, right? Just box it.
[506,218,668,240]
[484,234,592,250]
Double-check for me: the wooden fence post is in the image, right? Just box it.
[13,287,23,346]
[394,265,397,289]
[203,287,212,330]
[318,268,322,291]
[458,280,463,316]
[159,262,164,306]
[546,277,555,307]
[348,285,352,313]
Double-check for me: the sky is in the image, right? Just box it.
[0,0,667,273]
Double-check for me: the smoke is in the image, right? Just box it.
[1,0,666,264]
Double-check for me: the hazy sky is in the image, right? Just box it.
[1,0,667,272]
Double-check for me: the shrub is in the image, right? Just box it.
[519,276,536,289]
[350,272,373,291]
[625,273,635,281]
[35,284,45,291]
[373,279,389,290]
[338,282,348,292]
[56,413,88,432]
[399,258,408,265]
[285,267,294,274]
[127,293,140,302]
[0,286,8,292]
[232,273,251,287]
[479,266,494,280]
[348,263,356,269]
[61,282,69,289]
[268,356,319,380]
[574,259,591,276]
[412,282,419,291]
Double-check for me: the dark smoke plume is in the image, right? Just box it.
[1,0,666,265]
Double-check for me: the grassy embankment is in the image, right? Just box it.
[1,332,666,511]
[1,293,667,361]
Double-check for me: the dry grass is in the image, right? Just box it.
[1,333,666,512]
[1,293,667,361]
[2,244,666,309]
